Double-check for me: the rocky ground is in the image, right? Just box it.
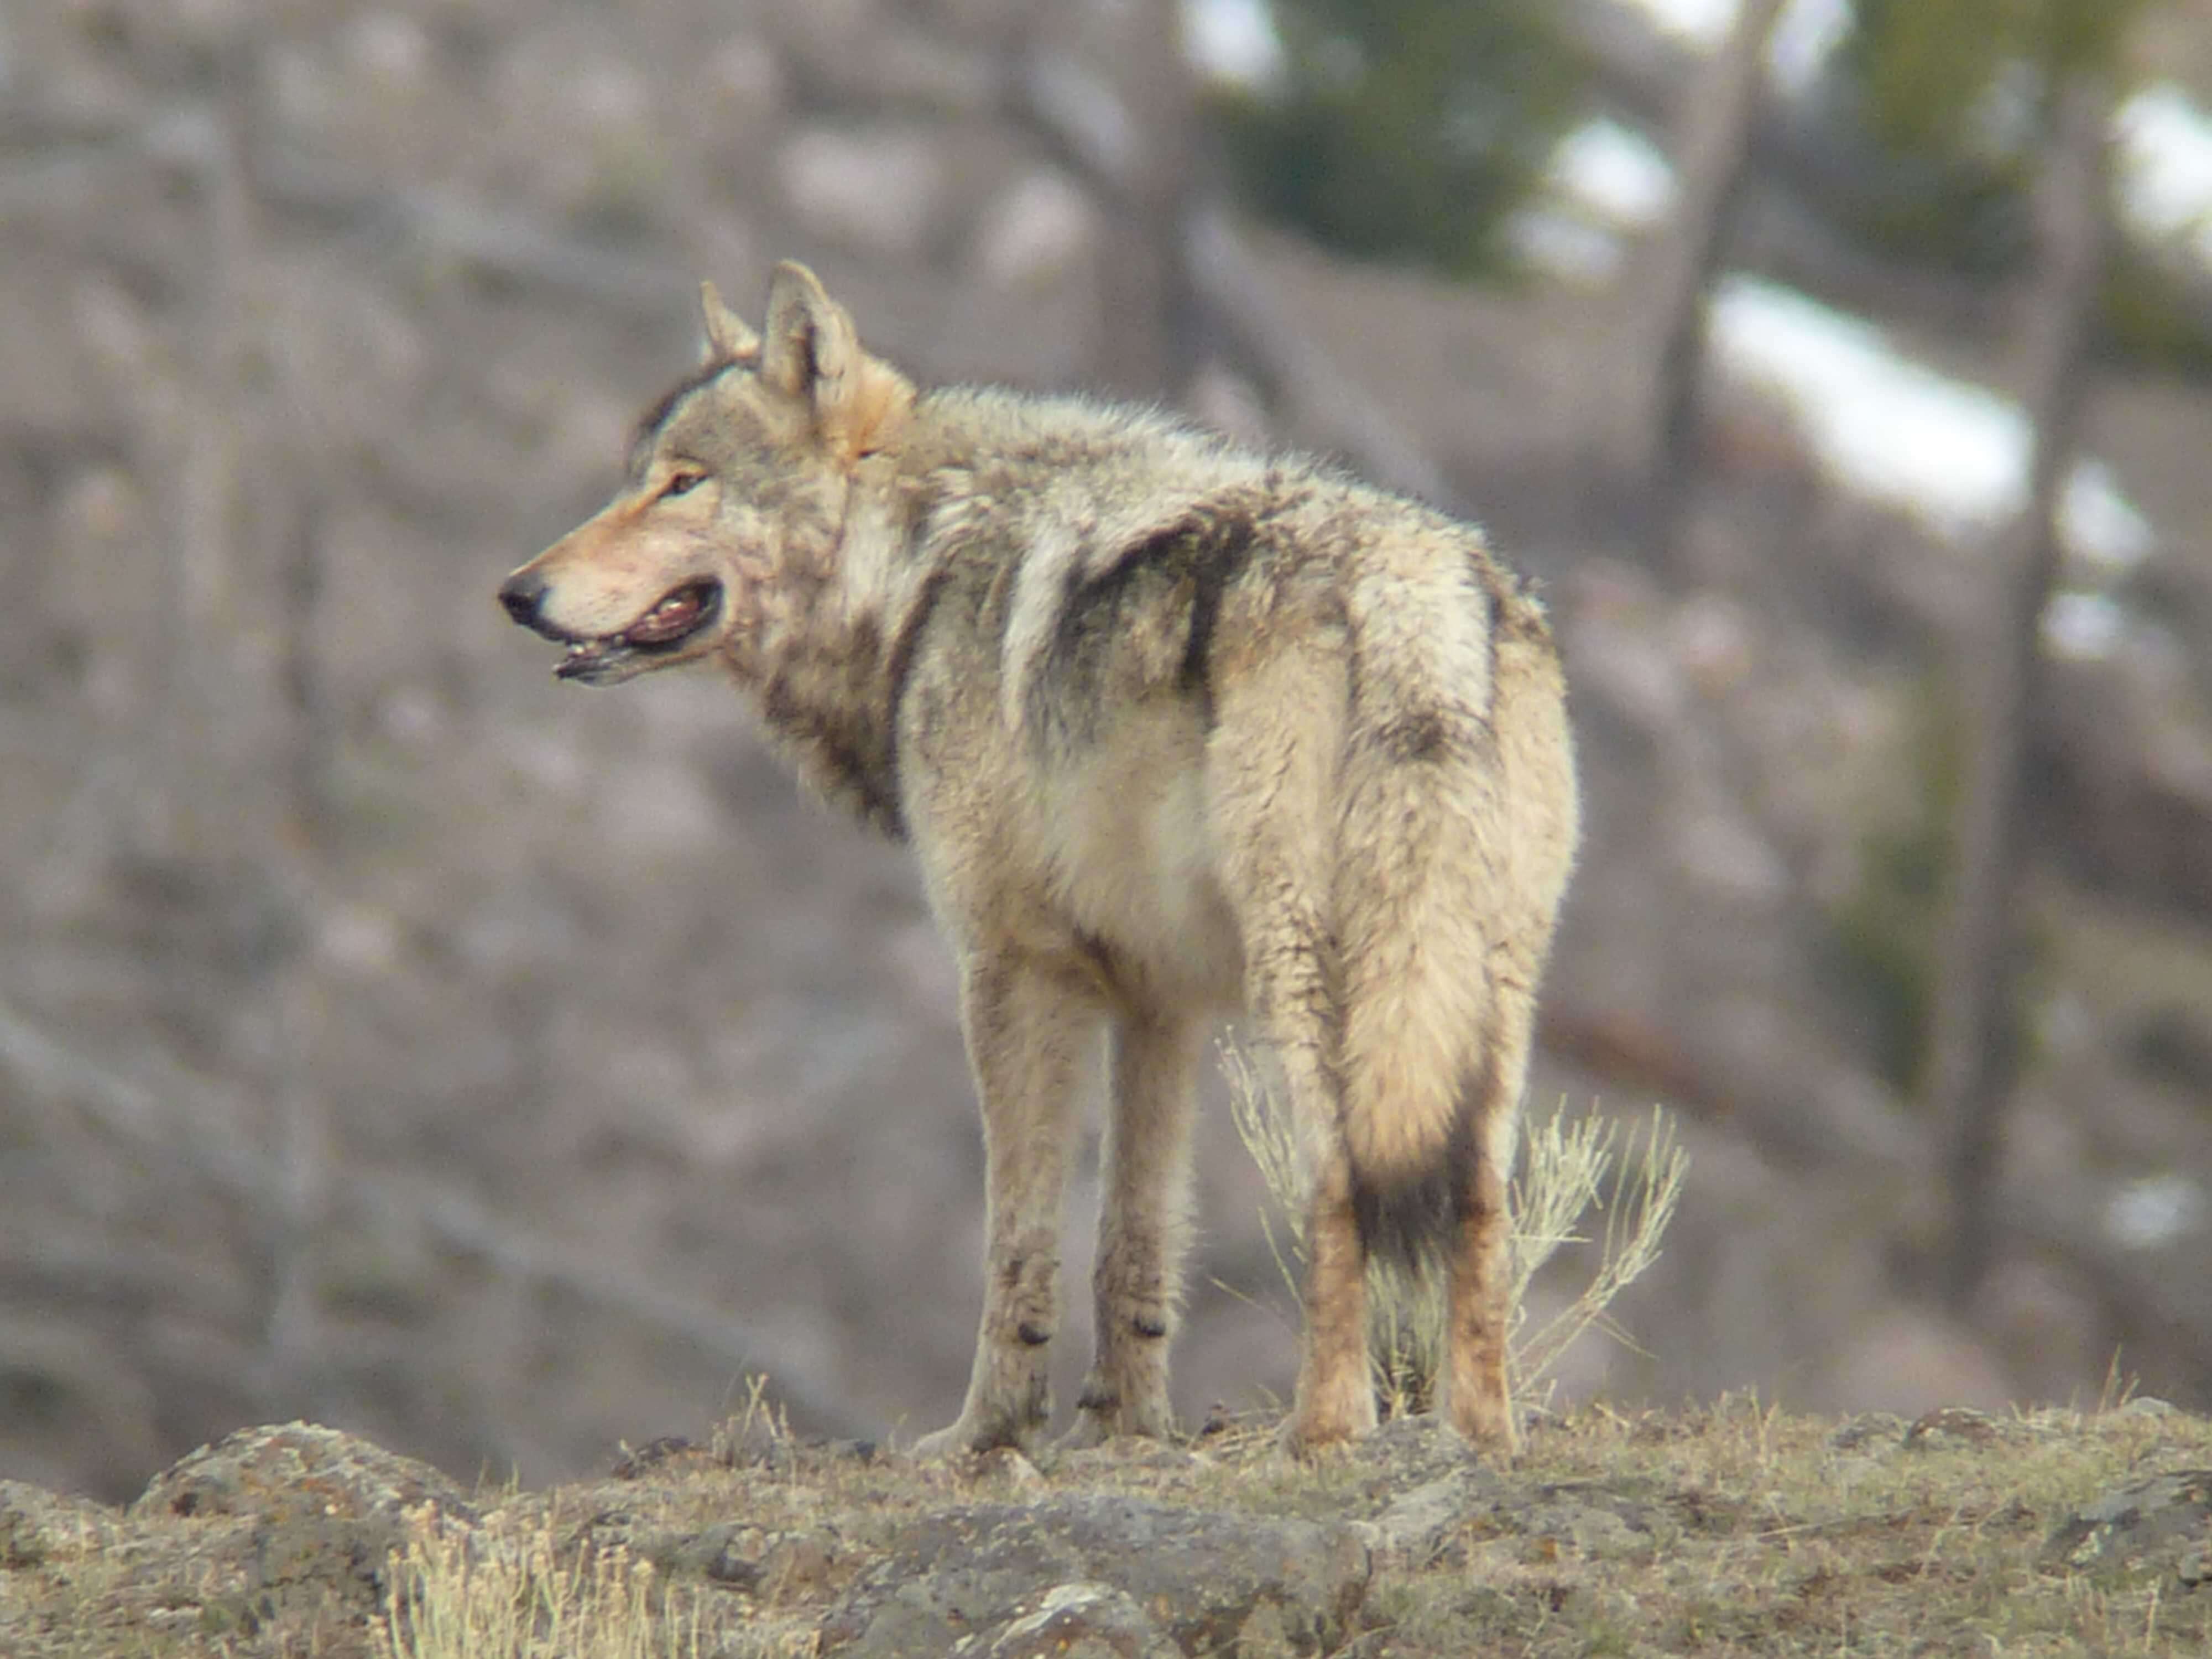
[4,1403,2210,1657]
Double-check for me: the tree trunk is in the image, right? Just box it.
[1925,76,2113,1313]
[1013,0,1199,401]
[1639,0,1786,571]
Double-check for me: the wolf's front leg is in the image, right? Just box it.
[1066,1013,1202,1447]
[911,954,1098,1460]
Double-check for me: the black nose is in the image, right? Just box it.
[499,574,545,627]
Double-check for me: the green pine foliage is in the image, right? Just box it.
[1212,0,1586,277]
[1834,0,2147,275]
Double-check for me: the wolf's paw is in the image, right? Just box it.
[1275,1406,1372,1464]
[907,1415,1031,1462]
[1056,1412,1110,1453]
[906,1422,982,1462]
[1061,1386,1175,1452]
[1058,1413,1175,1454]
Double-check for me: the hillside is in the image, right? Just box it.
[5,1404,2209,1656]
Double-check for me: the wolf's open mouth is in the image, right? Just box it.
[555,581,722,680]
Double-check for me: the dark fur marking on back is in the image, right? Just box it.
[1177,518,1256,725]
[1044,508,1258,734]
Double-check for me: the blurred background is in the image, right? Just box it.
[4,0,2210,1503]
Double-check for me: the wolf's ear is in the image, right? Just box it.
[760,261,914,462]
[700,280,760,364]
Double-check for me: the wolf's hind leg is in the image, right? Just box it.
[1438,970,1537,1452]
[912,955,1097,1460]
[1204,635,1375,1455]
[1067,1012,1202,1447]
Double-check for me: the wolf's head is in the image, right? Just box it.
[498,262,914,686]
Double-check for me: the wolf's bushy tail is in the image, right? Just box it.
[1329,550,1527,1269]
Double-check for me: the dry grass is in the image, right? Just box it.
[1223,1033,1687,1414]
[375,1510,706,1659]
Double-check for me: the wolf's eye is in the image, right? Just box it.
[662,469,706,499]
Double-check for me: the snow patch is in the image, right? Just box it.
[1711,275,2152,575]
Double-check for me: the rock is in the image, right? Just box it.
[817,1494,1370,1657]
[1,1428,484,1653]
[1354,1465,1504,1567]
[0,1480,121,1568]
[639,1519,842,1605]
[1902,1407,2004,1452]
[131,1421,474,1528]
[1828,1412,1910,1451]
[108,1423,476,1646]
[2046,1469,2212,1582]
[982,1582,1181,1658]
[1506,1483,1663,1563]
[2120,1397,2179,1417]
[229,1510,413,1634]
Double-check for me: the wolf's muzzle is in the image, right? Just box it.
[499,573,549,630]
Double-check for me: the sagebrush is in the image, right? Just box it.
[1224,1033,1685,1416]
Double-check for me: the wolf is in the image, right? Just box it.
[498,262,1579,1459]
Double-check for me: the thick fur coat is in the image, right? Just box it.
[499,263,1579,1457]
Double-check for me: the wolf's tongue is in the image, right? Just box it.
[624,587,703,645]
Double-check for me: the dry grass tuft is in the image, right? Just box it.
[1223,1032,1686,1415]
[376,1508,708,1659]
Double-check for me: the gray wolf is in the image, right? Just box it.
[498,263,1579,1458]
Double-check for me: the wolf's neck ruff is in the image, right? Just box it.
[497,261,1580,1463]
